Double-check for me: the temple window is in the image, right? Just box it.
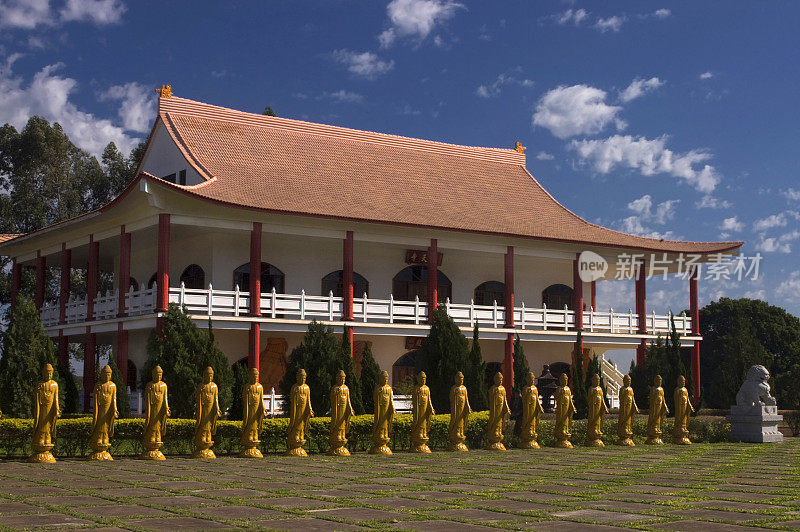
[233,262,285,293]
[321,270,369,298]
[542,283,574,310]
[474,281,505,306]
[392,265,452,302]
[180,264,205,289]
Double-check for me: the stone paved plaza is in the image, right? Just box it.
[0,440,798,531]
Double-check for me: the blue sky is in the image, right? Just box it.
[1,0,799,335]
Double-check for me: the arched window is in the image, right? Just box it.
[129,278,139,291]
[180,264,205,289]
[148,273,157,289]
[321,270,369,298]
[233,262,285,293]
[474,281,505,306]
[392,351,417,387]
[392,265,452,302]
[542,283,574,310]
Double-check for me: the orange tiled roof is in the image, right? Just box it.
[154,96,742,254]
[0,234,23,244]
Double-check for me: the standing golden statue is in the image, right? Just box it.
[585,374,608,447]
[285,369,313,456]
[484,372,511,450]
[369,371,395,455]
[30,363,60,463]
[192,367,220,459]
[554,373,577,448]
[141,365,170,460]
[328,370,355,456]
[447,372,472,451]
[617,374,639,446]
[673,375,694,445]
[517,372,543,449]
[240,367,265,458]
[646,375,669,444]
[89,365,118,461]
[411,371,435,453]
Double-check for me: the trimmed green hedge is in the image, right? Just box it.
[0,413,730,458]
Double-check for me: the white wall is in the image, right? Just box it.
[139,122,203,185]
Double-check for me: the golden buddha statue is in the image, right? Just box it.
[328,370,355,456]
[517,371,543,449]
[240,367,265,458]
[646,374,669,444]
[617,374,639,446]
[30,363,60,463]
[585,373,608,447]
[89,365,118,461]
[192,366,220,459]
[141,365,170,460]
[411,371,435,453]
[286,369,313,456]
[447,371,472,451]
[673,375,694,445]
[554,373,577,448]
[485,372,511,451]
[369,370,395,455]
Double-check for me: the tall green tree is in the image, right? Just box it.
[105,354,131,418]
[570,330,588,419]
[141,305,233,418]
[512,334,530,399]
[0,296,71,417]
[464,325,488,411]
[415,306,470,413]
[359,342,381,414]
[338,329,364,414]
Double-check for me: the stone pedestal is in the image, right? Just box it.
[727,405,783,443]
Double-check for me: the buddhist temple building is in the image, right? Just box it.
[0,88,742,408]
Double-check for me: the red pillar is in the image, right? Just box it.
[503,246,515,398]
[427,238,438,323]
[10,258,21,307]
[34,251,46,310]
[83,328,95,412]
[504,333,514,397]
[591,281,597,311]
[57,331,69,368]
[690,267,701,405]
[248,222,262,370]
[117,322,129,387]
[118,226,131,317]
[86,236,99,320]
[573,254,584,330]
[156,214,171,313]
[343,231,354,357]
[59,244,71,324]
[635,261,647,366]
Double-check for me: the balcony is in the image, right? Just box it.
[40,284,693,337]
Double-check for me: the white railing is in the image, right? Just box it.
[42,283,692,336]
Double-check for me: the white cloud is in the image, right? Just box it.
[0,61,141,156]
[752,212,789,232]
[700,71,713,80]
[569,134,721,193]
[653,8,671,18]
[401,104,421,115]
[332,49,394,80]
[322,90,364,103]
[557,8,589,26]
[719,217,744,232]
[99,82,154,134]
[782,188,800,201]
[619,77,664,102]
[378,0,464,48]
[756,230,800,254]
[695,195,732,209]
[532,84,624,139]
[475,70,533,98]
[0,0,125,28]
[776,271,800,301]
[60,0,124,25]
[536,151,554,161]
[594,15,625,32]
[616,194,679,239]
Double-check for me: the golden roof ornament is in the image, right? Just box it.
[514,142,526,154]
[155,85,173,98]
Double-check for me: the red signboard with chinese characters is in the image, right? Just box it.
[405,249,444,265]
[405,337,425,350]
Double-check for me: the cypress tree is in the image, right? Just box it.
[464,325,488,411]
[359,342,381,414]
[0,296,67,417]
[570,330,588,419]
[279,321,339,415]
[228,361,248,421]
[512,334,530,399]
[415,305,470,413]
[105,355,130,418]
[337,329,364,414]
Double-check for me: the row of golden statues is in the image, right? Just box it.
[26,363,695,463]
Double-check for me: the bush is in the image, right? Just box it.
[465,325,488,411]
[0,413,731,458]
[359,342,381,414]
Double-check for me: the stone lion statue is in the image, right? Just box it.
[735,365,776,408]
